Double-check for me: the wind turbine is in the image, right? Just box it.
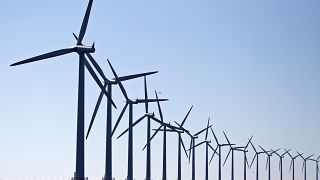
[85,59,157,180]
[139,90,184,180]
[249,140,268,180]
[115,75,159,180]
[113,86,168,180]
[209,128,234,180]
[187,123,213,180]
[139,78,180,180]
[297,152,314,180]
[204,118,217,180]
[142,105,192,180]
[171,106,199,180]
[187,117,217,180]
[234,136,253,180]
[173,106,195,180]
[222,131,248,180]
[259,146,279,180]
[288,151,303,180]
[10,1,115,179]
[271,148,291,180]
[309,156,320,180]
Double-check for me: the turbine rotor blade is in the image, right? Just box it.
[86,85,106,139]
[208,143,216,152]
[188,141,206,151]
[181,105,193,127]
[87,54,109,82]
[223,131,232,147]
[245,153,250,168]
[166,123,183,131]
[205,117,210,140]
[114,71,158,82]
[155,91,163,121]
[273,148,281,154]
[107,59,129,100]
[223,149,232,166]
[77,0,93,44]
[306,154,314,160]
[174,121,181,127]
[210,127,219,144]
[282,149,291,156]
[209,145,219,164]
[135,99,168,104]
[117,79,129,100]
[148,115,182,131]
[83,57,116,108]
[296,151,304,158]
[111,103,128,136]
[250,154,256,168]
[131,114,148,129]
[194,126,211,136]
[250,141,257,153]
[245,136,254,149]
[117,114,147,139]
[144,76,148,113]
[279,159,281,172]
[188,139,193,163]
[11,48,75,66]
[142,124,163,151]
[258,145,268,154]
[287,150,293,158]
[180,136,188,158]
[209,153,215,164]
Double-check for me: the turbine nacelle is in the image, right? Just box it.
[74,44,95,53]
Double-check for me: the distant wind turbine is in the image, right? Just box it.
[223,131,247,180]
[309,156,320,180]
[142,91,184,180]
[187,123,213,180]
[249,140,269,180]
[233,136,253,180]
[259,146,279,180]
[297,152,314,180]
[188,117,217,180]
[271,148,291,180]
[288,151,303,180]
[173,106,195,180]
[209,128,234,180]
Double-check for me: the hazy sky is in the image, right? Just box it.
[0,0,319,179]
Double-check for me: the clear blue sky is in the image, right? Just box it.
[0,0,319,179]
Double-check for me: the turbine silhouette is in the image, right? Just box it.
[10,1,114,179]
